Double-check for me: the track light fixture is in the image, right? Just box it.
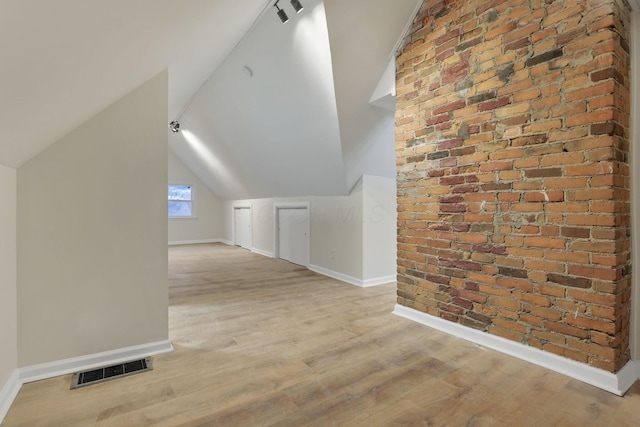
[291,0,303,13]
[274,1,289,24]
[169,120,180,133]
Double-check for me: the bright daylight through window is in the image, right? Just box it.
[168,185,193,217]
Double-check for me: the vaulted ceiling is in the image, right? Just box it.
[0,0,421,200]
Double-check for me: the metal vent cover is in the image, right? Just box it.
[71,358,153,389]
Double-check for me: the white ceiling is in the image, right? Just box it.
[0,0,421,200]
[170,0,347,200]
[0,0,270,168]
[171,0,421,200]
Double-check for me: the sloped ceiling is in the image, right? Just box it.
[171,0,346,200]
[0,0,421,200]
[0,0,269,168]
[171,0,422,200]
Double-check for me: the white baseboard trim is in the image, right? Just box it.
[0,370,20,424]
[308,265,364,287]
[393,305,638,396]
[220,240,234,246]
[168,239,222,246]
[251,248,274,258]
[363,275,396,287]
[309,265,396,288]
[19,340,173,384]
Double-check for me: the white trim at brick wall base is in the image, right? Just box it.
[0,370,20,424]
[393,304,639,396]
[0,340,173,423]
[168,239,223,246]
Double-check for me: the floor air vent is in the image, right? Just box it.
[71,358,153,389]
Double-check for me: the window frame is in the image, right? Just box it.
[168,183,197,219]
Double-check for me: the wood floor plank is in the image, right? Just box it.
[3,243,640,426]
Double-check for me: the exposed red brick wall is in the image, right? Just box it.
[396,0,631,372]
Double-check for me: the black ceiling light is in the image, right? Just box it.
[291,0,303,13]
[169,120,180,133]
[274,1,289,23]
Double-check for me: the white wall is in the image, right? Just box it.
[223,175,396,285]
[310,183,364,280]
[17,71,169,366]
[0,163,17,403]
[168,150,223,244]
[363,175,397,282]
[224,187,364,281]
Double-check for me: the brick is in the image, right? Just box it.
[395,0,631,372]
[525,237,566,249]
[545,321,589,339]
[525,48,563,67]
[498,267,527,279]
[433,100,467,115]
[548,274,592,289]
[542,344,588,364]
[565,315,616,335]
[524,168,561,178]
[516,292,551,307]
[510,134,548,147]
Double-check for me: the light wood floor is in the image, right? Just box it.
[4,243,640,426]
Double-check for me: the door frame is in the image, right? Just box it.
[232,202,253,249]
[274,202,310,267]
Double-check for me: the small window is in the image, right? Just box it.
[168,185,193,218]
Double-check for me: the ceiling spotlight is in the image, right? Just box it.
[274,1,289,23]
[169,121,180,133]
[291,0,303,13]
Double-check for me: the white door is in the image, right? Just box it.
[278,208,309,266]
[234,207,252,250]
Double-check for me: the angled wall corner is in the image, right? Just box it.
[362,175,397,285]
[17,70,169,367]
[369,58,397,111]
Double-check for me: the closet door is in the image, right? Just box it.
[278,208,309,266]
[234,207,252,250]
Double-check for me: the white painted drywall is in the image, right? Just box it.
[324,0,422,188]
[369,57,397,111]
[0,0,268,168]
[168,150,223,243]
[222,175,396,283]
[173,0,348,200]
[310,184,364,279]
[223,187,364,280]
[17,71,169,366]
[0,164,17,392]
[363,175,397,281]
